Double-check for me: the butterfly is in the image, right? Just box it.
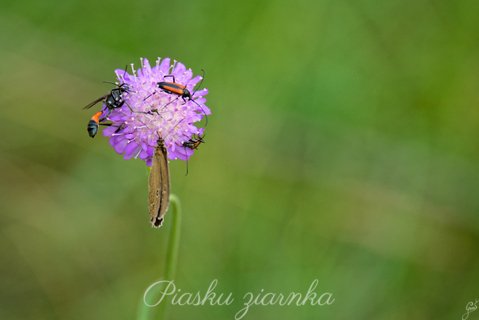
[148,138,170,227]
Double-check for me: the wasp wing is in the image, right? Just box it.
[83,95,108,109]
[148,140,170,227]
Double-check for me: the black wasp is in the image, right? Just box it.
[84,77,132,138]
[84,83,129,111]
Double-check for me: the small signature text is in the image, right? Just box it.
[463,299,479,320]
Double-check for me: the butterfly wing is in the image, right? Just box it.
[148,139,170,227]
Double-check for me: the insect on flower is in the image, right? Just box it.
[152,69,209,127]
[86,111,104,138]
[83,82,129,112]
[103,57,211,164]
[83,68,132,138]
[182,134,205,175]
[148,139,170,227]
[183,134,205,150]
[183,134,205,174]
[96,57,211,226]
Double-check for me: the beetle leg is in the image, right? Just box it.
[163,74,176,83]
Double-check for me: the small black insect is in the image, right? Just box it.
[183,134,205,150]
[181,134,205,175]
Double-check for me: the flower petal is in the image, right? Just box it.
[104,57,211,165]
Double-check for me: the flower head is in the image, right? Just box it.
[101,57,210,166]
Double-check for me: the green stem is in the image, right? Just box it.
[137,194,182,320]
[163,194,181,282]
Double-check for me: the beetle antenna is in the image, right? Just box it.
[191,69,205,98]
[190,99,208,127]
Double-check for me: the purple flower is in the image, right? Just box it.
[101,57,210,166]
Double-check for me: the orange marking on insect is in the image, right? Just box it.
[90,111,103,124]
[158,82,187,96]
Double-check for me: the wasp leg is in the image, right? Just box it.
[124,101,134,113]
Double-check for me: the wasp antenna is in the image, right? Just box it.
[102,81,118,86]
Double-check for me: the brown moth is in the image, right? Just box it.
[148,138,170,227]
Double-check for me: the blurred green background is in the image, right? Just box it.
[1,0,479,319]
